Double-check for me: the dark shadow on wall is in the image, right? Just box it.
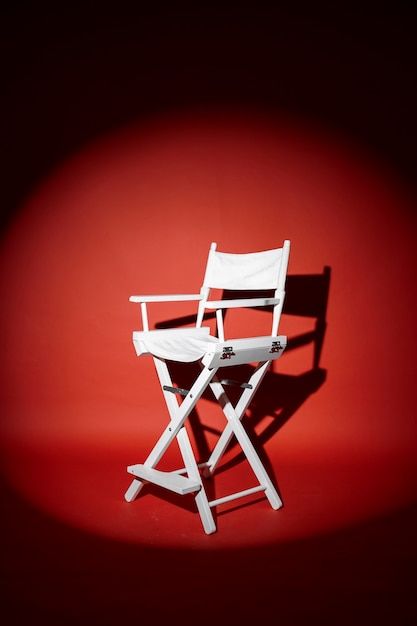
[284,267,331,369]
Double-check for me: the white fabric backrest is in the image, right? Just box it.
[203,246,285,290]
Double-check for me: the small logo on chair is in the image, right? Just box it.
[220,346,236,360]
[269,340,283,353]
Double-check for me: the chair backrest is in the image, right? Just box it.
[197,240,290,338]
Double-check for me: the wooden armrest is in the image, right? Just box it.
[129,294,202,303]
[204,297,280,310]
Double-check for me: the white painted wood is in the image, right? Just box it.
[202,335,286,368]
[196,241,217,327]
[172,462,209,475]
[208,485,265,507]
[177,427,216,534]
[209,378,283,510]
[272,240,290,335]
[155,358,216,534]
[127,464,201,495]
[140,302,149,331]
[124,362,217,503]
[205,297,280,309]
[143,363,216,467]
[204,362,270,475]
[196,286,210,328]
[129,294,202,302]
[216,309,225,342]
[272,289,284,336]
[278,240,291,291]
[124,479,144,502]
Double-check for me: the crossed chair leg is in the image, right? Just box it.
[125,357,282,534]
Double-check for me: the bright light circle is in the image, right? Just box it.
[1,108,416,549]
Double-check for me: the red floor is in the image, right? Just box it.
[2,466,416,626]
[1,421,416,551]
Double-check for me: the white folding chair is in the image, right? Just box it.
[125,240,291,534]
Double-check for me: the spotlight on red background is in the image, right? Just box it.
[0,108,416,548]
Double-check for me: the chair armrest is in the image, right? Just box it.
[204,297,280,310]
[129,294,203,303]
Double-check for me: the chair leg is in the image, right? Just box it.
[125,358,217,532]
[155,358,216,533]
[124,412,184,503]
[204,361,270,476]
[209,378,282,510]
[124,478,145,502]
[177,426,216,534]
[125,357,281,529]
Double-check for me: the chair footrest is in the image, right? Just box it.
[127,464,201,495]
[209,485,266,507]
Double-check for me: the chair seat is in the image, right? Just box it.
[133,327,287,366]
[133,326,219,362]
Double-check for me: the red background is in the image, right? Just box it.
[1,108,417,548]
[1,4,417,625]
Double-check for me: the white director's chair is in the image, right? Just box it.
[125,240,291,534]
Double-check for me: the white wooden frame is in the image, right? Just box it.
[125,240,290,534]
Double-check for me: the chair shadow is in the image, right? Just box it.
[152,267,331,515]
[209,366,327,497]
[165,363,326,512]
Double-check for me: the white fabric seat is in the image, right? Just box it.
[133,327,219,362]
